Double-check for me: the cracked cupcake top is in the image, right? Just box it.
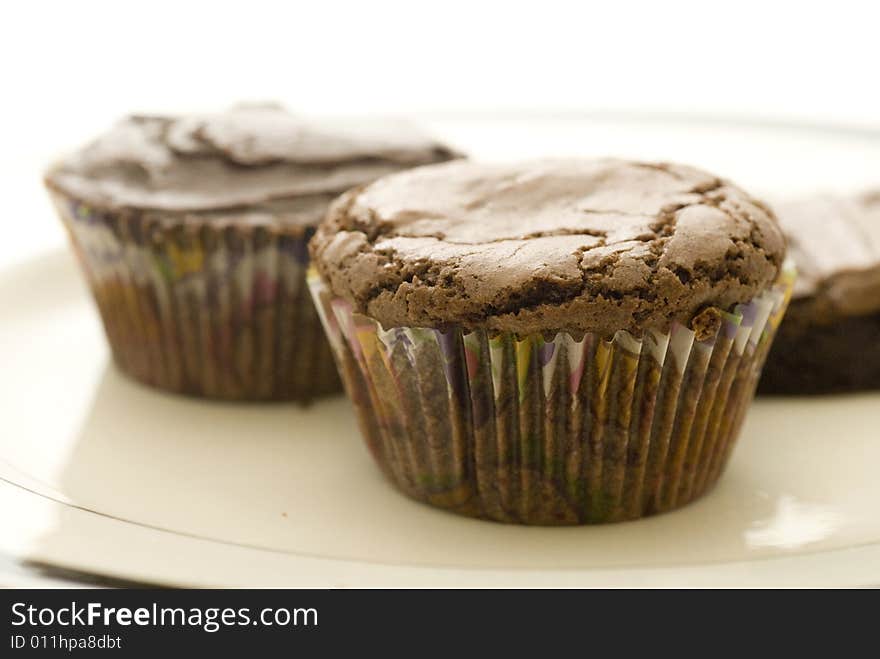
[310,158,786,335]
[44,104,460,228]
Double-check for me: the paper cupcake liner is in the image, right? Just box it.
[310,267,794,524]
[50,191,341,401]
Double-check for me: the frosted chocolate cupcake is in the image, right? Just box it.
[759,193,880,394]
[309,159,791,524]
[44,105,459,401]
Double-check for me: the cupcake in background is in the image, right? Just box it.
[758,193,880,395]
[44,105,460,401]
[309,159,791,524]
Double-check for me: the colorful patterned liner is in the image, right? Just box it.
[310,268,795,524]
[49,190,341,401]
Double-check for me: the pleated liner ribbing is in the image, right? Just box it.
[51,192,341,401]
[310,270,793,524]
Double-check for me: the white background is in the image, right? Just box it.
[2,0,879,260]
[5,1,880,152]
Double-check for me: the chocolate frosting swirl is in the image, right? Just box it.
[777,193,880,318]
[45,105,460,223]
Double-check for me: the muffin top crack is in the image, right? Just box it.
[310,158,786,335]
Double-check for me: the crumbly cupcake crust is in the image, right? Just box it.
[310,158,786,335]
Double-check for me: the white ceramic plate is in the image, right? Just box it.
[2,115,880,587]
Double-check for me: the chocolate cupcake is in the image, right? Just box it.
[309,159,792,524]
[759,193,880,395]
[44,105,459,401]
